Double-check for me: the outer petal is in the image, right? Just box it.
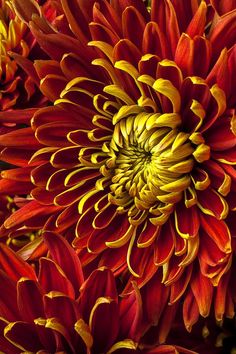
[190,270,213,318]
[0,244,36,281]
[89,297,119,353]
[17,278,44,322]
[79,268,117,322]
[4,321,42,352]
[38,258,75,298]
[210,10,236,62]
[43,231,84,297]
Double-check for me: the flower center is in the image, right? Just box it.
[106,111,195,224]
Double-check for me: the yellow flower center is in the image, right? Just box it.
[105,110,195,225]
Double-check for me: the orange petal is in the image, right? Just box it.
[199,213,231,253]
[190,270,213,317]
[183,289,200,332]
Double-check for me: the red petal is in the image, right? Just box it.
[142,22,169,58]
[205,115,236,151]
[176,34,209,77]
[190,270,213,317]
[4,200,60,230]
[113,38,141,67]
[212,147,236,164]
[43,231,84,297]
[39,74,67,102]
[38,258,75,298]
[0,178,33,195]
[211,0,236,15]
[31,162,56,187]
[183,289,200,332]
[0,244,36,282]
[206,47,229,95]
[204,160,232,196]
[79,268,117,322]
[33,319,57,351]
[1,166,32,182]
[228,45,236,107]
[210,10,236,61]
[0,318,18,353]
[44,293,79,332]
[98,246,127,276]
[50,146,80,169]
[90,298,119,352]
[191,36,211,78]
[197,188,228,220]
[157,302,179,344]
[151,0,180,57]
[141,271,169,326]
[0,271,19,321]
[169,265,193,304]
[112,0,149,21]
[36,121,79,147]
[169,0,199,32]
[10,52,40,85]
[122,6,146,49]
[175,203,199,238]
[61,0,94,42]
[17,279,44,322]
[137,220,160,247]
[93,203,117,229]
[30,25,94,63]
[0,108,37,124]
[119,283,142,342]
[4,321,42,352]
[90,22,120,46]
[199,213,231,253]
[214,268,231,321]
[88,214,129,253]
[154,220,174,265]
[0,127,40,149]
[185,1,207,37]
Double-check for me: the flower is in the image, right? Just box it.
[0,231,195,354]
[0,0,48,114]
[0,0,60,247]
[1,0,236,328]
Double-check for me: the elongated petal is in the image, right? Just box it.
[43,231,84,297]
[38,258,75,298]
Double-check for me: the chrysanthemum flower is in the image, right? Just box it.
[1,0,236,328]
[0,231,195,354]
[0,0,60,247]
[0,0,48,114]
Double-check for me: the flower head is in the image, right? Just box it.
[1,0,236,329]
[0,0,46,113]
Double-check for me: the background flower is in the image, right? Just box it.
[0,0,61,248]
[0,231,195,354]
[0,0,53,116]
[0,0,236,332]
